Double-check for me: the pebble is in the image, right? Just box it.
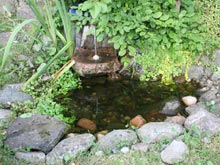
[182,96,197,106]
[120,147,130,154]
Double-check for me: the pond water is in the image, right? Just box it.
[57,76,198,133]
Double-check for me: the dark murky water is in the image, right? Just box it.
[58,76,198,133]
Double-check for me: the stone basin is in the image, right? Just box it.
[72,47,121,77]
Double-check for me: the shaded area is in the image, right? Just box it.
[57,76,198,132]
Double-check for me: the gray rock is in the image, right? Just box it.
[5,114,66,153]
[46,134,95,164]
[210,72,220,82]
[131,143,150,152]
[184,110,220,135]
[160,97,182,115]
[0,0,18,15]
[199,89,218,102]
[15,151,46,164]
[96,129,138,152]
[17,1,35,19]
[185,103,207,115]
[161,140,189,164]
[164,115,186,125]
[0,88,33,107]
[0,109,13,127]
[137,122,184,144]
[213,49,220,67]
[0,32,11,46]
[188,65,204,81]
[3,83,24,91]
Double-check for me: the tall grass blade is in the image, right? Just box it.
[24,41,73,88]
[0,19,36,70]
[55,0,74,57]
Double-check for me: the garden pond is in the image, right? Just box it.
[57,76,198,133]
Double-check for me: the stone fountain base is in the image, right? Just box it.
[72,47,121,77]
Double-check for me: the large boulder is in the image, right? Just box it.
[184,110,220,135]
[161,140,189,164]
[137,122,184,143]
[96,129,138,152]
[46,134,95,164]
[5,114,66,153]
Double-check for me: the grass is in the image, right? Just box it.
[69,133,220,165]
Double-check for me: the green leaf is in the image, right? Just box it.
[152,12,162,19]
[119,48,126,56]
[90,2,102,19]
[160,15,169,21]
[114,42,120,49]
[80,1,93,11]
[128,46,136,56]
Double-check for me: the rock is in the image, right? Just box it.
[95,150,104,156]
[210,72,220,82]
[2,83,24,91]
[187,65,204,81]
[5,114,66,153]
[161,140,189,164]
[199,89,218,102]
[155,132,174,143]
[213,49,220,67]
[184,110,220,135]
[137,122,184,144]
[120,147,130,154]
[0,88,33,108]
[131,143,150,152]
[0,0,18,15]
[185,102,207,115]
[15,151,46,164]
[182,96,197,106]
[129,115,146,128]
[164,115,186,125]
[16,1,35,19]
[96,129,138,152]
[0,109,13,127]
[77,118,97,131]
[160,97,182,115]
[46,134,95,164]
[0,32,11,46]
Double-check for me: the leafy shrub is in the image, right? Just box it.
[72,0,213,82]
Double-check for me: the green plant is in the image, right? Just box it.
[72,0,212,83]
[205,100,216,113]
[24,0,75,87]
[0,19,35,71]
[24,70,81,124]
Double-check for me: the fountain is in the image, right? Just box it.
[72,25,121,77]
